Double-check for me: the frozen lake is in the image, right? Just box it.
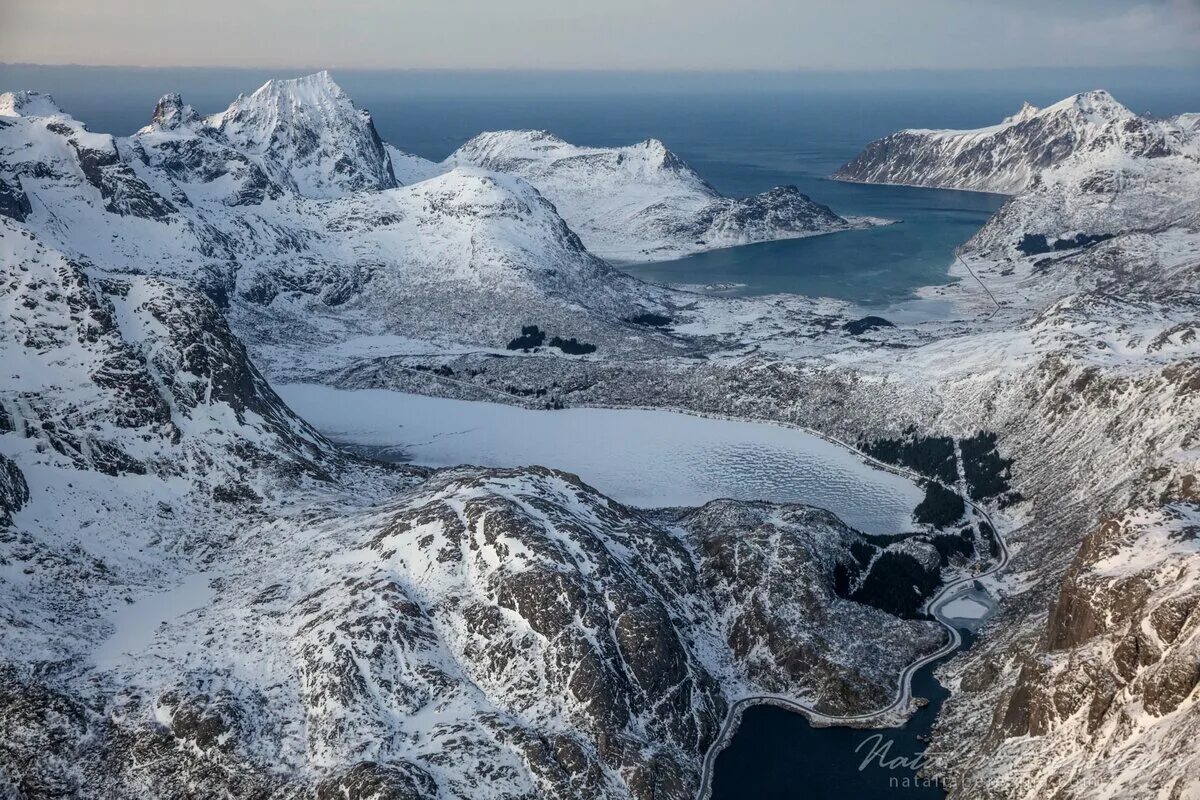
[92,571,216,670]
[278,385,922,534]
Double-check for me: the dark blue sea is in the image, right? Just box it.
[5,66,1197,307]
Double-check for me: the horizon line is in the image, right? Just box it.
[3,61,1197,76]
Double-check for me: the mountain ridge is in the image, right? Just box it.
[833,90,1183,194]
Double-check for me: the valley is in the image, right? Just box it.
[0,68,1196,800]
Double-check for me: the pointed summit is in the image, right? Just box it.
[1045,89,1132,122]
[247,70,346,106]
[150,93,199,129]
[206,71,396,198]
[1004,102,1041,125]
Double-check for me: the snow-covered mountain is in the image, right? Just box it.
[833,90,1182,194]
[0,80,679,366]
[971,502,1200,798]
[4,69,1198,800]
[0,216,948,799]
[366,90,1200,800]
[0,75,957,799]
[205,70,399,198]
[963,112,1200,261]
[446,129,872,261]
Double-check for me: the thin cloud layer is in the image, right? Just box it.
[1,0,1197,70]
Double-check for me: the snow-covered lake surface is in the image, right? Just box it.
[278,385,922,534]
[940,595,990,619]
[92,571,216,669]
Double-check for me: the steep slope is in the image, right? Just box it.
[448,129,867,261]
[0,217,349,670]
[964,133,1200,263]
[925,500,1200,800]
[0,220,944,800]
[0,83,678,369]
[834,90,1177,194]
[360,90,1200,800]
[205,71,397,198]
[995,502,1200,799]
[131,92,285,206]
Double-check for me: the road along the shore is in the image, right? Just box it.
[693,439,1010,800]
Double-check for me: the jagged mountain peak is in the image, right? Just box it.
[0,90,66,119]
[244,69,347,105]
[148,92,200,130]
[206,70,396,198]
[835,88,1166,194]
[1003,101,1041,125]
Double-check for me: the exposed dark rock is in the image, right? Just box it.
[1142,654,1200,716]
[315,761,438,800]
[149,93,199,130]
[0,454,29,527]
[686,185,847,238]
[157,691,242,753]
[67,135,177,220]
[0,174,31,222]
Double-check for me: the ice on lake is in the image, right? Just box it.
[279,386,922,534]
[279,386,921,533]
[92,571,216,669]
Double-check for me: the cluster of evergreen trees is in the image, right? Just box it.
[506,325,596,355]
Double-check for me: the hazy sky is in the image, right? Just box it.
[3,0,1199,71]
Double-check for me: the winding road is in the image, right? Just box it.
[693,434,1011,800]
[333,368,1012,800]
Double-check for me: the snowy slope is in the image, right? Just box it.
[3,72,1198,800]
[0,219,946,800]
[0,82,678,367]
[834,90,1179,194]
[964,128,1200,260]
[447,129,871,261]
[205,71,398,198]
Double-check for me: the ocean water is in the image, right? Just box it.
[5,66,1197,306]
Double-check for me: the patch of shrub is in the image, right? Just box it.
[914,481,965,529]
[507,325,545,351]
[842,315,895,336]
[1017,232,1114,256]
[851,550,941,619]
[549,336,596,355]
[959,432,1014,501]
[627,312,673,327]
[865,435,958,484]
[928,528,975,565]
[978,519,1001,559]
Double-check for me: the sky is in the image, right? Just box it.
[2,0,1199,71]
